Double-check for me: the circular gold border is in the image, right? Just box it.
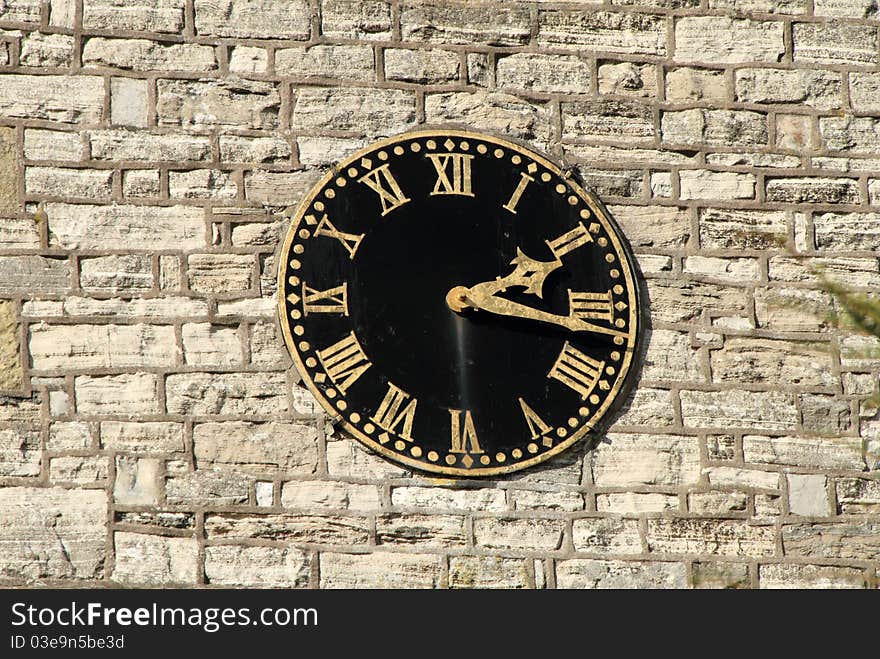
[277,129,640,477]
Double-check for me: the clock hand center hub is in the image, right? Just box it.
[446,285,474,313]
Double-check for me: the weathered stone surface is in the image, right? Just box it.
[391,486,506,512]
[557,559,687,589]
[815,212,880,251]
[48,422,92,451]
[169,170,237,200]
[598,61,658,98]
[769,257,880,288]
[194,421,318,474]
[498,54,591,95]
[194,0,310,39]
[0,0,41,22]
[282,481,380,511]
[228,46,267,74]
[83,38,216,72]
[166,372,288,416]
[692,561,751,589]
[759,563,865,589]
[158,79,280,130]
[80,254,152,293]
[90,130,211,162]
[589,434,701,487]
[0,488,106,581]
[662,109,767,147]
[292,87,416,135]
[787,474,830,517]
[166,470,251,506]
[612,389,675,427]
[0,428,41,477]
[754,287,833,332]
[377,513,466,548]
[699,208,787,250]
[449,556,530,589]
[675,17,784,64]
[113,532,198,585]
[510,489,584,512]
[473,518,564,551]
[47,203,204,250]
[735,69,842,110]
[704,466,780,491]
[48,456,108,484]
[680,390,799,431]
[0,75,104,123]
[30,324,176,371]
[680,170,756,201]
[320,552,443,589]
[743,435,863,471]
[83,0,185,33]
[182,323,240,367]
[276,45,374,81]
[793,22,878,65]
[205,545,310,587]
[689,491,749,514]
[186,254,253,294]
[572,518,642,555]
[115,511,194,530]
[0,300,21,391]
[596,493,679,514]
[244,170,322,205]
[783,522,880,559]
[766,177,860,205]
[219,136,290,165]
[426,92,550,145]
[322,0,391,40]
[205,513,370,545]
[114,456,161,505]
[666,67,727,103]
[297,137,368,167]
[647,519,776,557]
[646,280,747,323]
[836,478,880,514]
[20,33,74,67]
[402,3,530,46]
[102,421,183,453]
[563,100,654,142]
[710,338,834,387]
[610,206,690,249]
[75,373,159,416]
[57,296,209,319]
[708,0,806,12]
[538,10,666,55]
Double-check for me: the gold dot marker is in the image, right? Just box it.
[541,172,551,182]
[347,167,358,177]
[511,155,521,164]
[568,417,578,428]
[460,141,470,151]
[613,285,623,294]
[512,448,523,459]
[363,423,375,434]
[426,139,437,149]
[580,209,591,219]
[293,244,304,254]
[567,195,578,205]
[578,407,589,416]
[299,229,310,239]
[325,188,335,199]
[298,341,310,351]
[611,351,621,361]
[477,144,487,154]
[605,253,616,263]
[326,388,336,398]
[598,237,608,247]
[428,451,439,462]
[495,452,506,463]
[589,394,600,404]
[445,454,456,465]
[614,336,625,345]
[314,201,324,212]
[336,177,346,187]
[293,325,304,336]
[336,400,347,411]
[480,455,491,465]
[610,269,620,278]
[395,440,405,451]
[615,318,626,328]
[394,146,404,155]
[411,446,422,458]
[350,413,361,423]
[378,150,388,160]
[527,443,539,454]
[411,142,421,152]
[290,259,301,270]
[555,184,566,194]
[305,357,316,367]
[556,428,567,438]
[494,148,504,158]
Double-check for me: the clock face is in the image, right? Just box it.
[277,130,642,477]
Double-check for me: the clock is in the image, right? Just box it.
[277,129,642,477]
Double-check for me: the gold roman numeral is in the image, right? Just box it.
[546,222,593,258]
[548,342,605,400]
[309,213,364,259]
[359,163,410,216]
[317,332,371,394]
[569,290,613,324]
[372,382,417,442]
[449,409,482,455]
[518,397,554,448]
[426,153,474,197]
[302,282,348,316]
[503,172,534,214]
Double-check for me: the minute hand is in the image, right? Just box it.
[464,281,628,338]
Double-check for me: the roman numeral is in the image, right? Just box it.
[317,332,371,394]
[569,289,613,324]
[546,222,593,259]
[371,382,417,442]
[359,163,410,216]
[548,342,605,400]
[503,172,534,214]
[449,409,482,455]
[426,153,474,197]
[309,213,364,259]
[302,282,348,316]
[518,397,554,448]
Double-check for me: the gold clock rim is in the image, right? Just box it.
[276,128,641,478]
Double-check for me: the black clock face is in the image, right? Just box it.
[278,130,642,477]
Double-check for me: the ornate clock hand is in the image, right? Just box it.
[447,249,628,339]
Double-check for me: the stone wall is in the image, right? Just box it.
[0,0,878,589]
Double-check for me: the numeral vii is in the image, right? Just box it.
[548,342,605,400]
[359,163,410,216]
[372,382,417,442]
[317,332,371,395]
[426,153,474,197]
